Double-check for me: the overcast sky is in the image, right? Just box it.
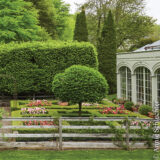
[64,0,160,24]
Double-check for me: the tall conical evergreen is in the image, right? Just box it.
[25,0,57,39]
[98,10,117,94]
[74,6,88,42]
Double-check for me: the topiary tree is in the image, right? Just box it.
[73,6,88,42]
[52,65,108,116]
[98,10,117,94]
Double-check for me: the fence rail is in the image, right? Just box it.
[3,125,156,129]
[2,117,156,121]
[0,117,157,150]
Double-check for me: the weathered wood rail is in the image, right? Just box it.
[0,117,158,150]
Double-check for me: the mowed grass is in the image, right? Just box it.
[0,149,157,160]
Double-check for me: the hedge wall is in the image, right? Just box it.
[0,41,98,95]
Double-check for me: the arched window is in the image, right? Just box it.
[119,67,132,101]
[156,69,160,103]
[135,67,152,105]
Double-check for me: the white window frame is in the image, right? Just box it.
[136,67,152,106]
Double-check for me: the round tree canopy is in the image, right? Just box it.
[52,65,108,104]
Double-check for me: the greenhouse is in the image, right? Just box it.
[117,40,160,106]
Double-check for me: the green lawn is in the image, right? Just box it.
[0,150,157,160]
[105,94,117,101]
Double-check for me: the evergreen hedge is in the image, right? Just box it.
[0,41,98,95]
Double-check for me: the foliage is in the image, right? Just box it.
[129,24,160,51]
[0,41,98,95]
[0,108,4,119]
[74,7,88,42]
[131,120,153,147]
[151,24,160,40]
[61,15,75,41]
[112,98,128,105]
[98,10,117,94]
[138,105,152,116]
[129,37,156,51]
[25,0,57,39]
[107,119,126,149]
[116,13,155,50]
[0,0,48,43]
[0,108,4,129]
[80,0,155,49]
[52,65,108,115]
[105,94,117,101]
[124,102,134,111]
[53,0,70,39]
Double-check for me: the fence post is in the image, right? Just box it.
[59,118,62,150]
[126,119,130,150]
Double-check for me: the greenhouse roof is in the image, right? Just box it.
[133,40,160,52]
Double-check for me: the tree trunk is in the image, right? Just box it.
[78,102,82,117]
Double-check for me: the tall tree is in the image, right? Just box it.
[80,0,154,49]
[53,0,70,39]
[0,0,47,43]
[129,24,160,51]
[98,10,117,94]
[61,15,75,41]
[74,6,88,42]
[25,0,57,39]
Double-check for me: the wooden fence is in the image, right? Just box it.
[0,117,159,150]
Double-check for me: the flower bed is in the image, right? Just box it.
[131,121,153,127]
[24,120,56,126]
[100,105,128,115]
[26,100,52,107]
[21,107,48,115]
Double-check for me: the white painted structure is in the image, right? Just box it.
[117,40,160,106]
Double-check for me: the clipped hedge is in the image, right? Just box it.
[138,105,152,116]
[0,41,98,95]
[124,101,134,111]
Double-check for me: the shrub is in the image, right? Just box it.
[124,102,134,111]
[52,65,108,116]
[0,109,3,120]
[0,41,98,95]
[138,105,152,116]
[113,98,127,105]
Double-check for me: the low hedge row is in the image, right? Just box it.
[0,41,98,95]
[11,109,149,118]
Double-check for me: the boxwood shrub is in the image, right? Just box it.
[124,101,134,111]
[138,105,152,116]
[0,41,98,95]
